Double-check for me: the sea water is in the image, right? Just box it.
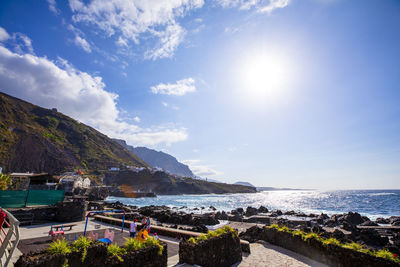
[106,190,400,219]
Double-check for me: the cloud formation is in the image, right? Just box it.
[218,0,290,13]
[0,38,187,147]
[74,35,91,53]
[0,27,10,42]
[68,0,204,60]
[182,159,221,177]
[151,78,196,96]
[47,0,60,15]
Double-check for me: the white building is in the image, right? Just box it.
[109,167,120,171]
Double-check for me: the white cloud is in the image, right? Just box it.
[47,0,60,15]
[217,0,290,13]
[145,23,186,60]
[133,116,141,123]
[0,27,10,42]
[192,149,199,153]
[182,159,221,177]
[69,0,204,60]
[151,78,196,96]
[74,35,92,53]
[0,41,187,147]
[162,101,169,107]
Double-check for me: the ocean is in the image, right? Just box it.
[106,189,400,220]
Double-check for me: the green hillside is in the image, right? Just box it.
[0,92,147,174]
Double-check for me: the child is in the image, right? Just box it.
[146,216,151,233]
[153,232,159,240]
[130,219,137,238]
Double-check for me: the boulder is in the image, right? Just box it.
[360,221,379,226]
[343,212,364,225]
[375,217,390,224]
[258,206,269,213]
[245,206,258,217]
[359,229,389,247]
[239,226,264,243]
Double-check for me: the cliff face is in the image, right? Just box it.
[104,170,257,195]
[0,92,147,174]
[114,139,195,178]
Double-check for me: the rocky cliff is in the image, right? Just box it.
[0,92,147,174]
[114,139,195,178]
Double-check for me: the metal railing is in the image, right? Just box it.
[0,208,20,267]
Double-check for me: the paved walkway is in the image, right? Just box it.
[233,241,327,267]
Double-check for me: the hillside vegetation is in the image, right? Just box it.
[0,92,147,174]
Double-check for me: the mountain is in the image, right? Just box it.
[235,181,255,187]
[0,92,147,174]
[104,169,257,195]
[113,139,195,178]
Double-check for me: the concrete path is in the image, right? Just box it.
[233,241,327,267]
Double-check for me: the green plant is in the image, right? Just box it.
[71,236,92,262]
[107,244,126,262]
[124,238,144,251]
[322,238,341,246]
[302,232,320,242]
[47,238,71,255]
[143,237,164,255]
[187,226,237,244]
[0,173,11,190]
[375,249,400,263]
[342,242,364,251]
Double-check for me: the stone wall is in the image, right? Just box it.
[179,232,242,267]
[9,206,57,225]
[15,242,168,267]
[55,200,87,222]
[260,227,399,267]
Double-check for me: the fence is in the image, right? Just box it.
[0,190,65,208]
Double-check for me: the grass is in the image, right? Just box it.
[188,226,238,244]
[265,224,400,263]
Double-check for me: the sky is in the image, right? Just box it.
[0,0,399,189]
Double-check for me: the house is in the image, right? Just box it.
[109,167,120,171]
[9,172,57,190]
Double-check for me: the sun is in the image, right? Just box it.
[239,51,291,104]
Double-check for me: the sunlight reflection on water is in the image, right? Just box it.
[107,190,400,219]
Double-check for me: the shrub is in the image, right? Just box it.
[302,232,320,242]
[47,238,71,255]
[124,238,144,251]
[188,226,237,244]
[107,244,126,262]
[71,236,92,262]
[342,242,364,251]
[143,237,164,255]
[375,249,400,263]
[322,238,341,246]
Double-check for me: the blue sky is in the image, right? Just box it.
[0,0,399,189]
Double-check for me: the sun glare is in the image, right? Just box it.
[239,52,292,104]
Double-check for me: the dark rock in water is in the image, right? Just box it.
[239,226,264,243]
[393,221,400,226]
[245,206,258,217]
[276,210,283,216]
[359,229,389,247]
[258,206,268,213]
[375,217,390,224]
[193,207,199,210]
[316,214,328,224]
[343,212,364,225]
[360,220,379,226]
[361,216,370,222]
[209,206,217,211]
[215,211,228,220]
[389,216,400,225]
[284,210,295,215]
[236,208,244,214]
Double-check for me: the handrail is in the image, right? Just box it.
[0,208,20,267]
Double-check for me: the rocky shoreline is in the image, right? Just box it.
[100,201,400,256]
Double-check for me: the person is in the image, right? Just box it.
[146,216,151,233]
[130,219,137,238]
[153,232,159,240]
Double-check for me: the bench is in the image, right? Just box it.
[52,223,77,231]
